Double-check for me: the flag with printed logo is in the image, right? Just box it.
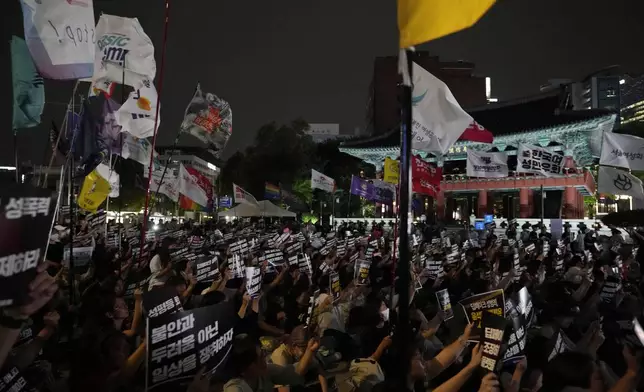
[384,157,400,185]
[115,85,160,139]
[466,150,508,178]
[19,0,95,80]
[11,36,45,130]
[600,132,644,171]
[181,84,233,157]
[311,170,335,193]
[178,164,208,207]
[93,14,156,89]
[598,166,644,200]
[233,184,259,206]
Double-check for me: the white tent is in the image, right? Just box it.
[217,200,295,218]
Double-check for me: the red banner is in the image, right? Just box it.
[412,179,440,197]
[412,155,442,186]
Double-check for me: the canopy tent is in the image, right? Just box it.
[217,200,296,218]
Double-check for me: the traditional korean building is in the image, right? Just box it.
[340,89,618,221]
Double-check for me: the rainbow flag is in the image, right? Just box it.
[264,182,281,200]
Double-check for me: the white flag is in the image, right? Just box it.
[411,62,474,154]
[598,166,644,199]
[121,132,156,166]
[233,183,259,206]
[600,132,644,171]
[516,144,564,177]
[178,164,208,207]
[19,0,95,79]
[466,150,508,178]
[150,170,179,202]
[311,170,335,193]
[95,163,119,198]
[93,14,156,89]
[115,85,160,139]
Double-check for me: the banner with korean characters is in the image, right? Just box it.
[459,289,505,342]
[146,301,235,391]
[436,288,454,320]
[0,184,55,308]
[479,312,507,372]
[195,256,221,283]
[0,366,35,392]
[516,144,564,177]
[143,286,184,318]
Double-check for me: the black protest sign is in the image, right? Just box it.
[276,233,290,246]
[170,248,190,263]
[0,183,55,308]
[146,302,235,391]
[0,366,35,392]
[318,261,330,274]
[347,238,356,249]
[298,254,312,276]
[288,254,299,266]
[480,312,507,372]
[356,259,371,285]
[285,242,302,256]
[143,286,184,318]
[87,210,107,233]
[329,272,341,302]
[349,252,359,263]
[195,256,220,283]
[600,276,622,304]
[459,289,505,341]
[337,243,346,257]
[365,247,375,260]
[124,276,152,298]
[189,236,205,251]
[426,259,444,279]
[305,289,320,330]
[547,328,569,362]
[436,288,454,320]
[245,267,262,298]
[503,312,527,364]
[230,254,245,279]
[263,249,285,266]
[517,287,535,327]
[229,239,248,255]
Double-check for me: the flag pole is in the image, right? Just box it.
[394,48,413,384]
[140,0,171,256]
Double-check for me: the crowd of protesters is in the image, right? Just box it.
[0,212,642,392]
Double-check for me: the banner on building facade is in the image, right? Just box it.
[600,132,644,171]
[311,170,335,193]
[516,144,564,177]
[598,166,644,199]
[466,150,508,178]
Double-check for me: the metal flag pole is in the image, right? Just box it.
[140,0,171,256]
[394,48,413,384]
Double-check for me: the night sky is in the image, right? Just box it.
[2,0,643,167]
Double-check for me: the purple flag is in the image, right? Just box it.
[350,176,374,199]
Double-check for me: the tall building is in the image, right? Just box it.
[367,52,488,135]
[155,146,220,184]
[620,73,644,125]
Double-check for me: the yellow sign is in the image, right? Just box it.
[398,0,496,48]
[384,157,400,185]
[77,170,111,213]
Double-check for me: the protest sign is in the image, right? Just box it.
[143,286,184,318]
[517,287,535,327]
[356,259,371,285]
[436,288,454,320]
[63,246,93,268]
[304,289,320,330]
[503,313,527,364]
[0,184,54,307]
[195,256,220,283]
[298,254,312,276]
[329,272,341,303]
[480,312,507,371]
[600,276,622,304]
[285,242,302,255]
[459,289,505,341]
[229,239,248,255]
[547,328,569,362]
[263,249,285,266]
[146,302,235,391]
[0,366,34,392]
[245,267,262,298]
[124,276,151,298]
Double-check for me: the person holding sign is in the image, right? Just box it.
[223,334,319,392]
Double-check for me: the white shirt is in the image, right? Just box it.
[148,254,168,290]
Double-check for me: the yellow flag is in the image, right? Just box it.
[384,157,400,185]
[398,0,496,48]
[77,170,111,213]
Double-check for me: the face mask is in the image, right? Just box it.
[381,308,390,322]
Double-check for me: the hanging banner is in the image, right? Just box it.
[384,157,400,185]
[146,302,235,391]
[311,170,335,193]
[516,144,564,177]
[94,14,156,89]
[459,289,505,341]
[19,0,95,80]
[466,150,508,178]
[350,176,373,199]
[600,132,644,171]
[180,85,233,157]
[116,85,161,139]
[0,184,54,308]
[77,170,111,213]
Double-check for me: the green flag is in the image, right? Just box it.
[11,36,45,129]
